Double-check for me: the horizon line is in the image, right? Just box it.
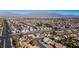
[0,12,79,16]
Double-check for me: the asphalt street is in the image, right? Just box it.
[34,38,46,48]
[0,20,12,48]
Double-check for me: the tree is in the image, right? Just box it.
[60,37,79,48]
[12,35,21,48]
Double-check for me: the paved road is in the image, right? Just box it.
[34,38,46,48]
[0,20,12,48]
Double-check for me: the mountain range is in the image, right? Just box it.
[0,12,79,18]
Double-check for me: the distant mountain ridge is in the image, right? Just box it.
[26,12,64,18]
[0,12,79,18]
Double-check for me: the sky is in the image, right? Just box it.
[0,10,79,15]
